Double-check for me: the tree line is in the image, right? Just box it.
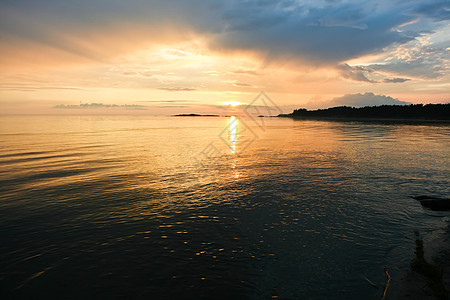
[280,104,450,120]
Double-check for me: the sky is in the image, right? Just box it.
[0,0,449,114]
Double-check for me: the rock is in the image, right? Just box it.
[412,195,450,211]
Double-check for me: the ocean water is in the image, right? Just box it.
[0,115,449,299]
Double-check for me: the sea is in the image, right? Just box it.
[0,115,449,299]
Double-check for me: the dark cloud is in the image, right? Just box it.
[371,60,448,79]
[409,1,450,21]
[214,2,417,64]
[1,0,447,66]
[338,64,412,83]
[381,77,410,83]
[0,0,448,96]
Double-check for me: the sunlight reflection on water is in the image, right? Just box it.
[0,115,449,299]
[229,116,237,155]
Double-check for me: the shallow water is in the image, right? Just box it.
[0,115,449,299]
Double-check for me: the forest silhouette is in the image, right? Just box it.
[280,104,450,121]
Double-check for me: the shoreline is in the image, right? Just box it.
[278,116,450,124]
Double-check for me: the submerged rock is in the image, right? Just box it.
[413,195,450,211]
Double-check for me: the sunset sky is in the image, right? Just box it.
[1,0,449,114]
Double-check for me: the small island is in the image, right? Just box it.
[279,104,450,122]
[173,113,220,117]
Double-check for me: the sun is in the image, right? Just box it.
[223,101,243,107]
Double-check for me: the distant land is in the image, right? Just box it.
[279,104,450,122]
[173,113,220,117]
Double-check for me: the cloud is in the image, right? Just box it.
[158,87,197,92]
[368,36,450,79]
[233,82,253,87]
[54,103,147,110]
[138,100,198,103]
[337,64,411,83]
[307,92,411,109]
[338,63,375,83]
[136,100,199,107]
[0,85,84,92]
[381,77,410,83]
[371,60,448,80]
[409,1,450,21]
[213,2,418,64]
[1,0,447,68]
[231,69,262,76]
[1,0,448,104]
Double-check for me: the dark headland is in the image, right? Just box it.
[279,104,450,123]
